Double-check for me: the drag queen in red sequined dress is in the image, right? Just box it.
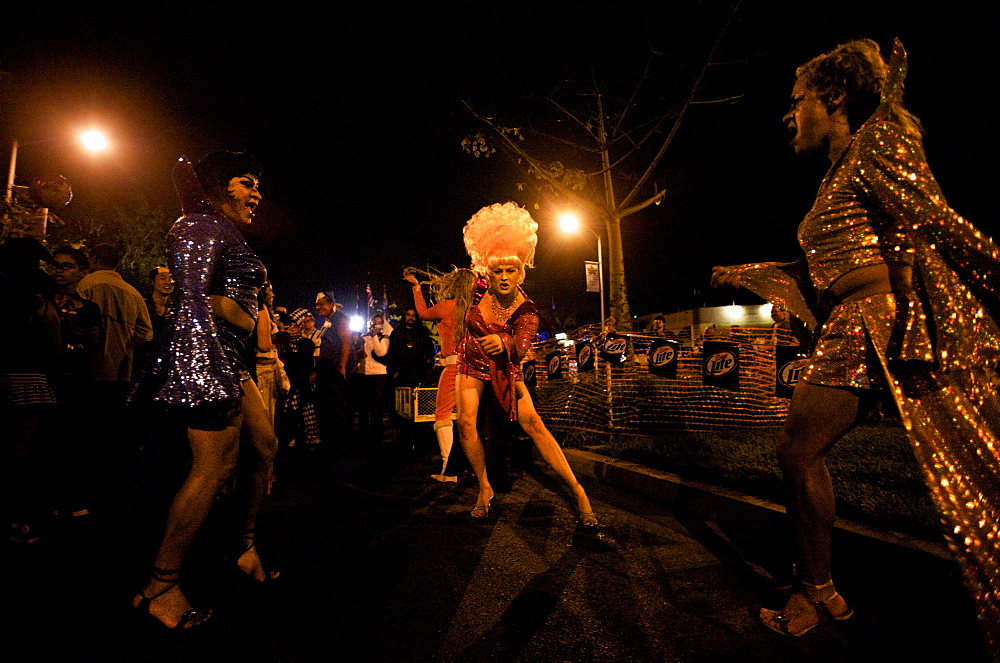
[456,203,597,527]
[713,40,999,643]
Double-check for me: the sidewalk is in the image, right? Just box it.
[562,446,993,659]
[563,447,952,562]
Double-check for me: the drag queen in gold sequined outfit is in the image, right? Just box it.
[712,40,999,643]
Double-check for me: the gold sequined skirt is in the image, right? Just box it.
[802,292,897,390]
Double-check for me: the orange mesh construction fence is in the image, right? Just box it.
[528,325,801,433]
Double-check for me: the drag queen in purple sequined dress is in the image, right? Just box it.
[131,153,278,630]
[712,40,999,644]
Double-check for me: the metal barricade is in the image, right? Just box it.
[395,387,455,423]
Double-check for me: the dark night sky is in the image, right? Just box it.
[1,2,994,326]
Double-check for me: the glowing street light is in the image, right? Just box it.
[559,212,605,331]
[80,129,109,152]
[6,129,110,203]
[559,213,581,234]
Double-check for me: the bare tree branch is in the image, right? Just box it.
[691,94,745,104]
[460,100,603,216]
[617,0,741,213]
[619,189,667,218]
[531,129,603,154]
[546,97,599,142]
[609,57,654,139]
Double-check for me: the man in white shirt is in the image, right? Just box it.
[355,314,391,445]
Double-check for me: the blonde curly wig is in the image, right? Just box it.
[463,202,538,276]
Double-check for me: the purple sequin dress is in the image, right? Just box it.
[137,159,266,407]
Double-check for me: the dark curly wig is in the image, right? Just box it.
[193,151,262,192]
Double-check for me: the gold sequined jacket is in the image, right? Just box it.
[728,42,1000,640]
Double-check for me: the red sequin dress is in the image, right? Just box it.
[457,279,539,421]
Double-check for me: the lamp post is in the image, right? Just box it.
[559,213,605,332]
[5,129,109,203]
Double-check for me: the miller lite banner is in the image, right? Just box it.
[575,341,595,372]
[647,339,680,379]
[599,333,629,366]
[774,346,807,398]
[522,360,536,387]
[545,352,563,380]
[702,341,740,391]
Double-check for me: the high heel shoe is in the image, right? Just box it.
[134,566,212,630]
[470,496,493,519]
[577,511,599,528]
[759,580,853,637]
[234,531,280,583]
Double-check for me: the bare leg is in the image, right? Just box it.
[456,374,493,511]
[761,379,867,635]
[134,405,242,628]
[514,382,595,522]
[232,378,280,581]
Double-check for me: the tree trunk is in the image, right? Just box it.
[605,212,631,329]
[596,100,631,331]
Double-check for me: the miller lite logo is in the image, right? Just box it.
[773,347,804,398]
[705,351,737,376]
[523,362,536,383]
[548,353,561,373]
[603,337,627,354]
[599,333,628,366]
[777,360,804,388]
[649,344,676,367]
[545,351,563,380]
[577,344,593,365]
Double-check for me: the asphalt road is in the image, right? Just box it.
[4,434,990,662]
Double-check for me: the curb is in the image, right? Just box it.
[563,447,953,562]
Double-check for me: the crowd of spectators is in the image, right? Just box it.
[0,236,444,547]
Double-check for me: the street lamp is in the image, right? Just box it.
[80,129,109,152]
[6,129,110,203]
[559,213,605,331]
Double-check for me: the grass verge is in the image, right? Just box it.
[555,422,943,541]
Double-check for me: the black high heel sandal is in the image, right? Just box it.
[134,566,212,630]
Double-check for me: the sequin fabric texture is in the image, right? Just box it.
[458,279,540,421]
[731,116,1000,645]
[147,213,266,406]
